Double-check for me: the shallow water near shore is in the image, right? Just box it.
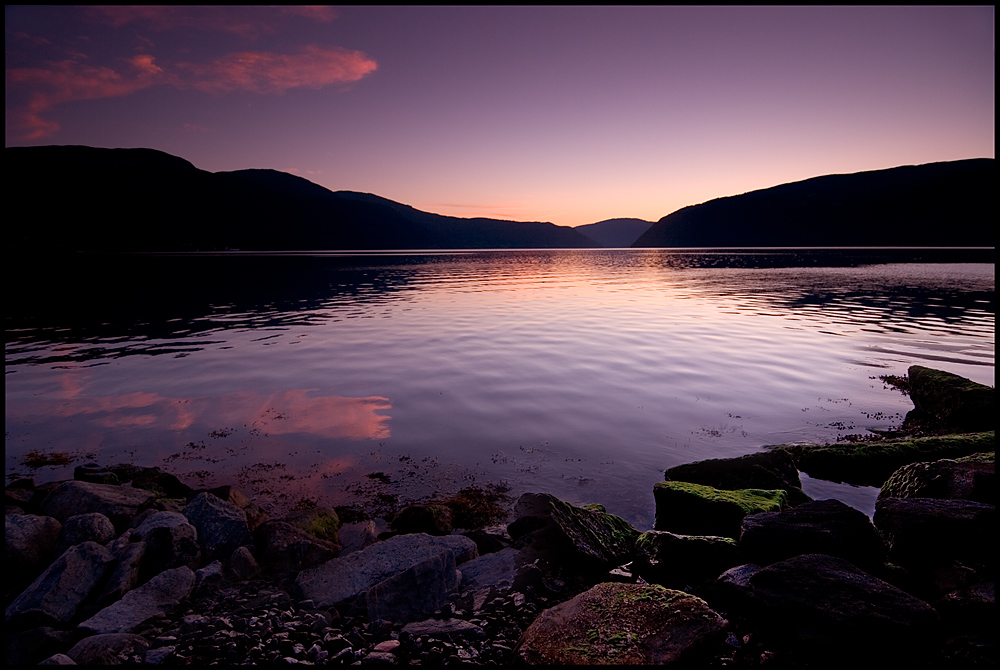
[5,248,994,528]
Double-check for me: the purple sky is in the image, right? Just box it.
[5,6,994,226]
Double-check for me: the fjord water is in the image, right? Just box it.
[5,249,994,528]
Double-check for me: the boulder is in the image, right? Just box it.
[56,513,116,555]
[294,533,477,608]
[5,541,112,628]
[339,520,378,556]
[390,504,453,536]
[73,463,120,486]
[130,510,201,575]
[78,566,195,634]
[401,618,485,640]
[364,550,462,623]
[507,493,639,579]
[664,450,810,505]
[879,455,994,504]
[906,365,994,432]
[653,482,786,538]
[229,546,261,581]
[457,547,520,592]
[67,632,150,664]
[253,520,339,575]
[737,499,886,569]
[767,432,995,487]
[182,492,252,562]
[40,481,155,533]
[632,531,738,588]
[109,464,194,500]
[5,514,62,590]
[727,553,940,664]
[38,653,77,665]
[281,506,342,547]
[206,486,269,530]
[516,582,728,665]
[873,497,995,566]
[95,540,146,607]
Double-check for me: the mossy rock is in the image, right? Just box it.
[878,453,994,504]
[664,449,811,505]
[769,432,995,487]
[508,493,640,578]
[517,582,728,665]
[906,365,994,431]
[653,481,786,539]
[283,507,341,544]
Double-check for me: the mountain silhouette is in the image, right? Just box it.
[7,145,598,252]
[634,159,995,248]
[573,218,654,248]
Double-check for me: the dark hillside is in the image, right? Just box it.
[7,145,596,252]
[634,159,995,248]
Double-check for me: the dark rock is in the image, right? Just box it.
[873,496,995,566]
[56,513,116,555]
[339,520,378,556]
[229,546,262,580]
[507,493,639,580]
[734,553,940,664]
[130,511,201,576]
[737,499,886,569]
[653,481,786,538]
[253,520,339,575]
[633,531,738,588]
[109,465,194,500]
[5,513,63,594]
[40,481,155,534]
[767,432,995,487]
[906,365,994,432]
[457,547,520,592]
[295,533,477,608]
[37,653,77,665]
[73,463,120,486]
[665,449,810,505]
[67,632,150,665]
[364,551,462,624]
[182,491,252,562]
[879,456,995,504]
[390,504,453,536]
[516,582,727,665]
[79,566,196,634]
[95,540,147,607]
[206,485,270,530]
[5,541,112,628]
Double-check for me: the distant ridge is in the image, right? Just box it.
[573,218,653,248]
[7,145,598,252]
[634,159,995,248]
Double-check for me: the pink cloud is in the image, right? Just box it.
[6,54,168,140]
[6,45,376,140]
[179,46,377,94]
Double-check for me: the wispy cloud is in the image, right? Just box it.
[179,46,377,95]
[6,54,169,140]
[6,6,372,141]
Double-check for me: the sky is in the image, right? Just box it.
[5,5,995,227]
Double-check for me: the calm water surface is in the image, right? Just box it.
[5,249,994,528]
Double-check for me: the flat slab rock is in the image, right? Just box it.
[294,533,478,608]
[79,566,196,635]
[516,582,727,665]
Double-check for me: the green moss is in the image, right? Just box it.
[301,511,340,543]
[582,503,607,512]
[654,481,786,513]
[769,432,995,486]
[955,451,995,464]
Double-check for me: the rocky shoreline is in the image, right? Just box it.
[5,365,994,666]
